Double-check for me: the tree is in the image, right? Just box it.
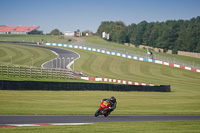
[127,23,137,43]
[118,30,128,44]
[50,29,61,35]
[132,21,148,46]
[143,22,155,45]
[96,16,200,53]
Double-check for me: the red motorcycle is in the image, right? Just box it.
[94,100,112,117]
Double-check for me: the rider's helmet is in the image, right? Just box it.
[110,96,116,103]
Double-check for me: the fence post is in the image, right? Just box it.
[25,67,27,77]
[30,67,32,77]
[19,66,21,77]
[46,69,48,78]
[36,68,38,78]
[13,66,15,77]
[1,66,2,76]
[41,68,43,78]
[60,69,61,78]
[7,66,9,77]
[55,69,57,78]
[17,66,19,77]
[51,69,53,78]
[64,70,66,79]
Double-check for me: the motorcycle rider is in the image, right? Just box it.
[101,96,117,112]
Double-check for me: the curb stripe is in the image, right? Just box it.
[75,76,155,86]
[0,123,91,127]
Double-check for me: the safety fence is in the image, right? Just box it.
[0,80,171,92]
[0,65,74,79]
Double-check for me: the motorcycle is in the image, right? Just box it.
[94,100,112,117]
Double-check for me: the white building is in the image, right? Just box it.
[102,32,106,38]
[64,31,75,36]
[102,31,110,40]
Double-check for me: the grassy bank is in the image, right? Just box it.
[83,36,200,67]
[0,90,200,115]
[0,43,57,67]
[0,35,200,132]
[0,34,75,44]
[0,42,200,115]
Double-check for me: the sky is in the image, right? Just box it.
[0,0,200,33]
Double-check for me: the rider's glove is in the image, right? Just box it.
[108,107,112,109]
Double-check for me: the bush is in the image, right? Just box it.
[172,48,178,54]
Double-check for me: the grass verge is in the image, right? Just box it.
[0,43,57,67]
[0,34,75,44]
[0,121,200,133]
[83,36,200,66]
[0,36,200,115]
[0,90,200,115]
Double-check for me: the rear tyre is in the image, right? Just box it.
[104,111,110,117]
[94,109,100,117]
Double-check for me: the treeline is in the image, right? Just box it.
[97,16,200,53]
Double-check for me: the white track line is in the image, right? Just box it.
[41,50,59,69]
[0,123,92,127]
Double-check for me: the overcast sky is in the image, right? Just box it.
[1,0,200,33]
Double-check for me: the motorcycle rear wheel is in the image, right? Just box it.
[104,111,110,117]
[94,109,100,117]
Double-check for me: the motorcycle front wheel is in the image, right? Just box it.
[94,109,100,117]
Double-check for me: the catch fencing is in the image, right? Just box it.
[0,65,74,79]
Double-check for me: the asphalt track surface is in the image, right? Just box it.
[18,44,80,70]
[1,115,200,124]
[17,43,83,77]
[2,43,200,124]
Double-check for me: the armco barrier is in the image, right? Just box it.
[0,80,170,92]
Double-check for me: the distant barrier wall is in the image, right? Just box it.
[0,80,170,92]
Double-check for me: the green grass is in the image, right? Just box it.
[30,46,200,115]
[0,75,116,84]
[0,34,75,44]
[0,121,200,133]
[0,35,200,132]
[64,46,200,85]
[0,39,200,115]
[0,90,200,115]
[0,43,57,67]
[83,36,200,66]
[0,76,87,82]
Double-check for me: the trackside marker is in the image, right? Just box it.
[49,123,91,125]
[75,76,155,86]
[0,123,92,127]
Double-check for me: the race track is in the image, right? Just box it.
[16,43,83,76]
[1,43,199,126]
[20,44,80,70]
[1,115,200,125]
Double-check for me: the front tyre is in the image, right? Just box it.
[94,109,100,117]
